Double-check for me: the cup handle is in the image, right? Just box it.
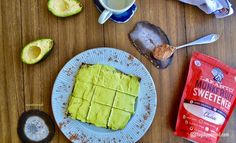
[98,9,113,24]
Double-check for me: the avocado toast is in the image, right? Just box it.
[67,64,140,130]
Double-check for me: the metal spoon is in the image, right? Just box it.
[175,34,220,50]
[153,34,220,61]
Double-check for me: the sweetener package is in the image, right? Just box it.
[175,52,236,143]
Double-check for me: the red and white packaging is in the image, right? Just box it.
[175,52,236,143]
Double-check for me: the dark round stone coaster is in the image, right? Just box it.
[17,110,55,143]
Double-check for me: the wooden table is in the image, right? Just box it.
[0,0,236,142]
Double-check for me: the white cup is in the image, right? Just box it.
[98,0,135,24]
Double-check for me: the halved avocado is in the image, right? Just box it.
[21,39,54,64]
[48,0,83,17]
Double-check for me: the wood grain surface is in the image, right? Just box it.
[0,0,235,142]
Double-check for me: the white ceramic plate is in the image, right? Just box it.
[51,48,157,143]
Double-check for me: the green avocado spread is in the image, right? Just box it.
[67,64,140,130]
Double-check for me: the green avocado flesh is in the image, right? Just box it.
[113,92,136,113]
[67,64,140,130]
[108,108,131,130]
[117,74,140,96]
[93,86,116,106]
[97,65,122,90]
[48,0,83,17]
[87,102,111,128]
[21,39,54,64]
[76,64,102,84]
[73,81,95,101]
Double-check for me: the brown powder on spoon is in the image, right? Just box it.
[152,44,175,60]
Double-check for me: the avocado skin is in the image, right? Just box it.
[21,38,54,65]
[48,0,83,18]
[39,45,53,63]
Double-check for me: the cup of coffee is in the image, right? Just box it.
[98,0,136,24]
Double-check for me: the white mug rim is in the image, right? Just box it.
[99,0,135,13]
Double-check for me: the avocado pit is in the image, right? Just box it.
[48,0,83,17]
[28,46,41,59]
[58,0,69,11]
